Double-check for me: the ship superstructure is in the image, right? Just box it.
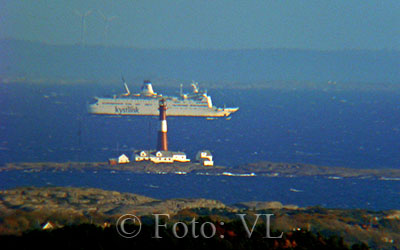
[88,80,239,117]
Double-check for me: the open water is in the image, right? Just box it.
[0,83,399,209]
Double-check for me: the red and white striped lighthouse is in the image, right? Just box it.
[157,99,168,151]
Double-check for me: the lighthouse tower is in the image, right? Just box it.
[134,96,191,164]
[157,99,168,151]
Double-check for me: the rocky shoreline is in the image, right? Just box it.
[1,161,400,179]
[0,186,301,217]
[0,186,230,216]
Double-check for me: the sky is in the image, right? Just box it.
[0,0,399,50]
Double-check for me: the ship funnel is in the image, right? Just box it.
[157,99,168,151]
[141,80,155,96]
[204,94,213,108]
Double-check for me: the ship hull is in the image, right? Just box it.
[88,98,238,117]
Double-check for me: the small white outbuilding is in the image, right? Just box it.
[196,150,214,166]
[118,154,130,164]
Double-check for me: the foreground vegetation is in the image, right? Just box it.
[1,220,370,250]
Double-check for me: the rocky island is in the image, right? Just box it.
[1,161,400,179]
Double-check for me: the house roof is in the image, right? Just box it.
[118,154,129,159]
[171,151,186,156]
[134,150,188,158]
[154,151,188,157]
[155,151,174,157]
[196,150,212,160]
[199,150,212,156]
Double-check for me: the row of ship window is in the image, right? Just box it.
[101,102,208,107]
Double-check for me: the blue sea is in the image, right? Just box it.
[1,83,399,210]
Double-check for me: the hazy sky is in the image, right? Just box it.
[0,0,399,50]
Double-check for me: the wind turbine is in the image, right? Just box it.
[98,10,118,46]
[74,9,92,46]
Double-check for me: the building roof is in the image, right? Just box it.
[139,150,152,154]
[199,150,212,156]
[134,150,188,158]
[134,150,156,155]
[118,154,129,159]
[196,150,212,160]
[155,151,174,157]
[153,151,188,157]
[172,151,187,156]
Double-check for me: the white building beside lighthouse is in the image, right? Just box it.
[196,150,214,166]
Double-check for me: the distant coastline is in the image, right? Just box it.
[2,76,400,93]
[2,161,400,179]
[1,39,399,92]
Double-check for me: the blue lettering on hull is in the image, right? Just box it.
[115,106,139,114]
